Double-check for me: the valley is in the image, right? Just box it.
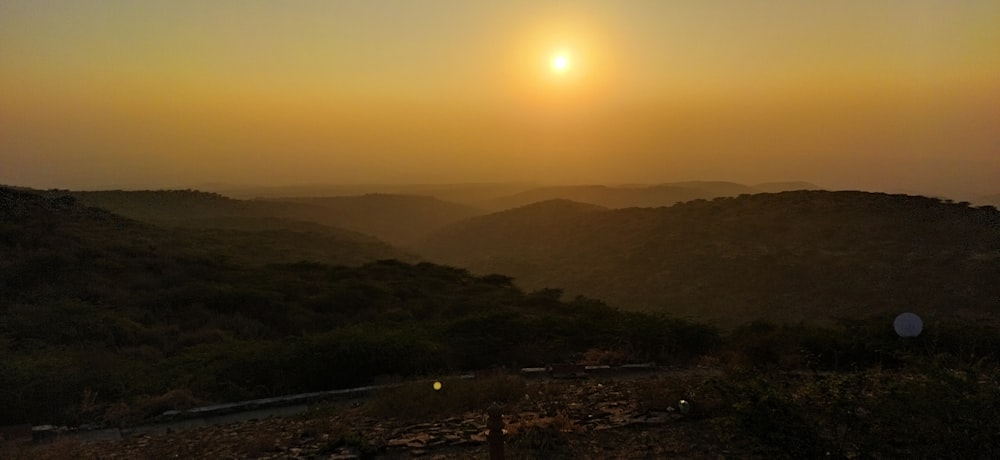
[3,183,999,458]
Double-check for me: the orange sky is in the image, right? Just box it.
[2,1,998,196]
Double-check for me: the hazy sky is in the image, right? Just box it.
[2,1,998,195]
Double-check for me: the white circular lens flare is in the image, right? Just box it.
[894,312,923,337]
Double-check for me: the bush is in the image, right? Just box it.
[712,366,1000,458]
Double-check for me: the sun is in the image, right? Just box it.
[550,53,570,73]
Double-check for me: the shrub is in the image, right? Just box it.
[506,414,574,459]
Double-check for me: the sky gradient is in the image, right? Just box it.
[2,1,998,196]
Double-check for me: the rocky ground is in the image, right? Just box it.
[6,372,756,459]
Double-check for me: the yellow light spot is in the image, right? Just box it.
[433,381,442,391]
[551,54,569,73]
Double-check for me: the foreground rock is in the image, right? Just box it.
[9,374,739,459]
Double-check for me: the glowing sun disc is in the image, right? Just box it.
[551,54,569,72]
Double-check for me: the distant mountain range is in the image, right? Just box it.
[205,182,537,204]
[206,180,819,210]
[5,184,1000,425]
[12,182,996,327]
[263,194,482,248]
[36,188,480,249]
[45,181,820,247]
[480,181,819,211]
[5,187,412,268]
[420,191,1000,326]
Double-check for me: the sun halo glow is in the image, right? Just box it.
[551,53,570,73]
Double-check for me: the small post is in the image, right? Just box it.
[487,403,505,460]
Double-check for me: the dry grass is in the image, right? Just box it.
[580,348,632,366]
[3,437,96,460]
[505,413,576,459]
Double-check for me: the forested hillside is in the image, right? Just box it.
[0,187,714,425]
[421,191,1000,325]
[53,189,481,248]
[5,186,1000,458]
[266,194,483,247]
[14,189,412,267]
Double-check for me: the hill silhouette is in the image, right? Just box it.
[52,188,481,248]
[421,190,1000,325]
[482,181,818,211]
[752,181,820,193]
[266,194,483,247]
[3,188,412,277]
[210,182,536,204]
[57,189,275,221]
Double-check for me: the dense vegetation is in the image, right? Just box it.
[422,191,1000,325]
[267,194,482,247]
[51,189,481,248]
[55,181,821,247]
[3,185,1000,458]
[1,188,716,425]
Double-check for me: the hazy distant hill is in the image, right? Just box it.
[213,181,822,209]
[57,189,482,248]
[211,182,537,204]
[981,194,1000,207]
[52,188,340,234]
[65,189,274,221]
[421,191,1000,325]
[14,188,412,267]
[268,194,485,247]
[752,181,820,193]
[483,181,819,211]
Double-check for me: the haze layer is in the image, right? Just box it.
[2,1,998,194]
